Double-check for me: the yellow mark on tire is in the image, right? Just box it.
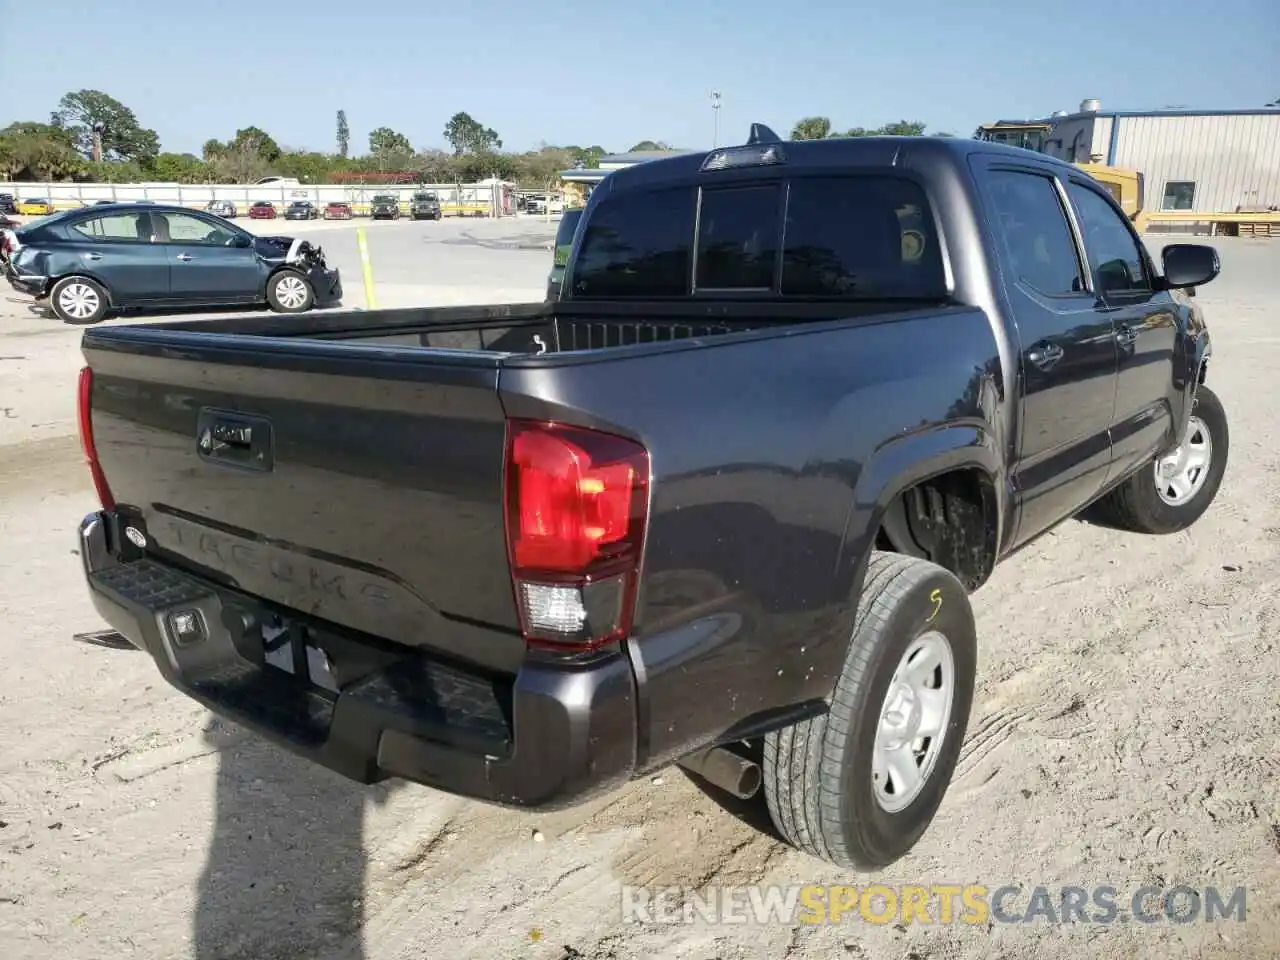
[926,588,942,623]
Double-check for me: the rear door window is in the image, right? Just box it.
[781,177,946,298]
[69,212,149,242]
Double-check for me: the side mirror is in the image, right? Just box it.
[1160,243,1219,290]
[231,233,253,248]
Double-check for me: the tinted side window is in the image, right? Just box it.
[695,184,780,290]
[782,177,947,298]
[69,212,149,242]
[1066,182,1150,295]
[985,171,1084,296]
[572,187,694,297]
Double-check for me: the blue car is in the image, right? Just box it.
[3,202,342,324]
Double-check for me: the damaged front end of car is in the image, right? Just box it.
[255,236,329,271]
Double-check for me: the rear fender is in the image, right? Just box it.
[842,422,1004,601]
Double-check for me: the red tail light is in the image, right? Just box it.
[77,367,116,511]
[504,420,649,651]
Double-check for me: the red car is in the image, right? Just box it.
[248,201,277,220]
[324,201,353,220]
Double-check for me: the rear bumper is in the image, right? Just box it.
[6,269,47,297]
[77,511,637,808]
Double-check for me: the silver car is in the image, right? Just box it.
[205,200,237,219]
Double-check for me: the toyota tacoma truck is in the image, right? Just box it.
[73,126,1226,870]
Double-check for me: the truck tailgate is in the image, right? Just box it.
[82,332,525,675]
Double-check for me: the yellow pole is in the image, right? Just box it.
[356,226,377,309]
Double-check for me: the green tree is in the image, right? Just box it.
[0,122,85,180]
[148,152,214,183]
[336,109,350,158]
[83,160,149,183]
[228,126,281,162]
[878,120,928,136]
[51,89,159,164]
[368,127,412,156]
[627,140,671,151]
[790,117,833,140]
[275,149,342,183]
[443,112,502,155]
[201,138,226,162]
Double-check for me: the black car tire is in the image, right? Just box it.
[763,551,977,870]
[49,275,110,325]
[1088,385,1228,534]
[266,271,315,313]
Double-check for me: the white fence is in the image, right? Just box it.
[0,179,514,216]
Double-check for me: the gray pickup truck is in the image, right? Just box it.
[410,191,442,221]
[73,125,1226,870]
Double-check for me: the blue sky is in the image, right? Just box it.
[2,0,1277,156]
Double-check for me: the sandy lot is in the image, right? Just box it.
[0,228,1277,960]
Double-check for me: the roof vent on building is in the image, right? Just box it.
[1080,98,1101,113]
[1050,110,1068,118]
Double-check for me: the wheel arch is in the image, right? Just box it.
[847,423,1005,596]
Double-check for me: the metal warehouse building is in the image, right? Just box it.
[1035,100,1280,214]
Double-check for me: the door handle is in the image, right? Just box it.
[83,252,103,261]
[1116,325,1139,347]
[1028,342,1064,371]
[176,253,194,262]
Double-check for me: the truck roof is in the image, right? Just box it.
[592,133,1077,197]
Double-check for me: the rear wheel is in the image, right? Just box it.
[1089,385,1228,534]
[266,271,314,313]
[763,552,977,870]
[49,276,109,324]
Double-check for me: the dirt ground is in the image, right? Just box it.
[0,233,1277,960]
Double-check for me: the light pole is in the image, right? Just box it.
[711,91,722,147]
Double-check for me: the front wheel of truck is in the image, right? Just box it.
[763,552,976,870]
[1090,384,1228,534]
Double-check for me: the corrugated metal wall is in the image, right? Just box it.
[1112,114,1280,212]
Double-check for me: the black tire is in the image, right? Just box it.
[265,271,315,313]
[49,275,109,324]
[763,551,977,870]
[1089,385,1228,534]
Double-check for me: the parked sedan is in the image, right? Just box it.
[324,201,353,220]
[16,198,55,216]
[248,201,277,220]
[205,199,237,218]
[285,200,319,220]
[4,203,342,323]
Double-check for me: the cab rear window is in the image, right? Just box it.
[570,175,946,300]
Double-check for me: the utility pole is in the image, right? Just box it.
[711,90,722,147]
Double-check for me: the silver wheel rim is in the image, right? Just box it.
[873,630,955,813]
[58,282,100,320]
[275,275,308,309]
[1154,415,1212,506]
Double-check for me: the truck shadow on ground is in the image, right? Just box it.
[193,718,403,960]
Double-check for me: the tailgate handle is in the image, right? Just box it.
[196,409,274,472]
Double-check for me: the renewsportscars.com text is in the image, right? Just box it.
[620,883,1248,926]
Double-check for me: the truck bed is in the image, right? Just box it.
[123,299,941,358]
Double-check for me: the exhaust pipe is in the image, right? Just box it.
[677,746,762,800]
